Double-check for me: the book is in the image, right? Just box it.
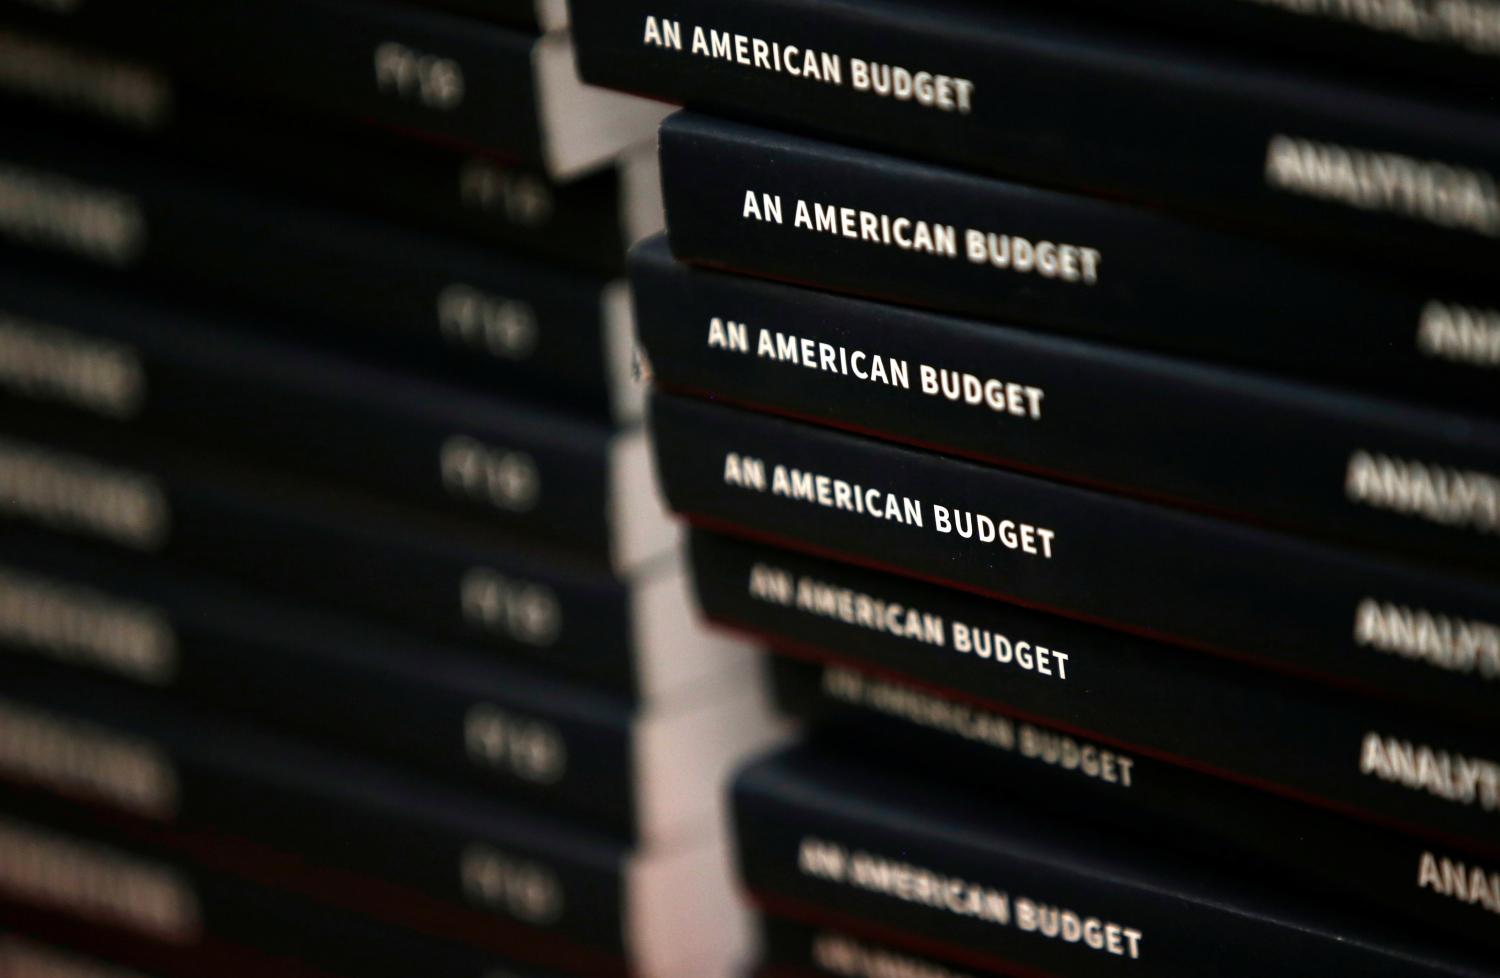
[569,0,1500,277]
[632,237,1500,567]
[768,652,1500,947]
[0,669,749,978]
[1057,0,1500,95]
[0,929,373,978]
[690,529,1500,859]
[0,535,771,845]
[756,916,1026,978]
[4,0,666,178]
[732,742,1499,978]
[0,888,566,978]
[0,26,660,272]
[410,0,568,33]
[650,393,1500,724]
[0,25,173,133]
[0,263,664,540]
[649,114,1499,413]
[0,800,658,978]
[0,934,188,978]
[0,118,641,419]
[0,417,723,701]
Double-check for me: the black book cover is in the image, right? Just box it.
[756,916,1036,978]
[0,26,636,273]
[0,24,173,133]
[172,116,639,277]
[3,0,663,176]
[732,743,1499,978]
[0,925,553,978]
[0,414,686,699]
[0,535,769,845]
[767,652,1500,949]
[0,264,668,565]
[0,535,632,839]
[0,667,645,969]
[407,0,565,33]
[1061,0,1500,96]
[632,238,1500,568]
[653,114,1499,413]
[651,393,1500,724]
[691,529,1500,859]
[0,668,751,978]
[0,798,626,978]
[0,117,635,418]
[570,0,1500,278]
[0,933,242,978]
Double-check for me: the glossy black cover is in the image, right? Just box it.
[572,0,1500,279]
[0,779,630,978]
[0,264,625,556]
[689,529,1500,857]
[732,743,1498,978]
[1063,0,1500,95]
[0,913,560,978]
[755,916,1023,978]
[0,415,643,697]
[651,393,1500,723]
[653,114,1499,413]
[0,535,644,839]
[1,0,545,158]
[632,238,1500,567]
[0,38,627,272]
[0,119,617,412]
[765,651,1500,948]
[406,0,550,31]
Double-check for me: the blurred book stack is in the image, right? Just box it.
[0,3,780,977]
[567,1,1500,976]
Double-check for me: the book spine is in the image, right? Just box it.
[0,25,629,272]
[0,928,450,978]
[0,537,643,839]
[570,0,1500,279]
[692,528,1500,855]
[0,266,633,559]
[0,121,624,418]
[412,0,554,32]
[0,797,623,978]
[1070,0,1500,93]
[654,113,1499,414]
[757,917,1030,978]
[766,653,1500,948]
[0,25,175,133]
[9,0,546,160]
[733,751,1494,978]
[0,674,633,963]
[632,240,1500,569]
[175,103,629,273]
[0,419,643,697]
[0,933,220,978]
[650,393,1500,725]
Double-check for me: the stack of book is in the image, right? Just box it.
[569,1,1500,976]
[0,3,778,977]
